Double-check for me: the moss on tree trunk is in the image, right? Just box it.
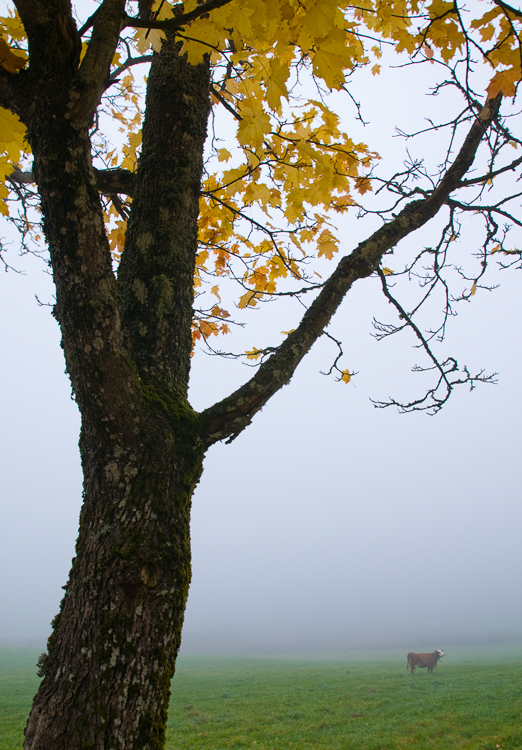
[21,35,211,750]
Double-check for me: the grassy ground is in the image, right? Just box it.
[1,645,521,750]
[0,647,41,750]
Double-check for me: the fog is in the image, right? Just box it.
[1,34,521,656]
[181,273,522,654]
[2,252,520,654]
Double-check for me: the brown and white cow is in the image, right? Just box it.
[407,649,445,674]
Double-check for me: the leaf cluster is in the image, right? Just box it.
[1,0,521,411]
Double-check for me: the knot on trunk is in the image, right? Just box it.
[140,562,160,588]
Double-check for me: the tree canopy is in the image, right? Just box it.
[2,1,521,415]
[1,1,521,748]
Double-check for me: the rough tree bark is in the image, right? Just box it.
[0,2,502,749]
[18,6,212,749]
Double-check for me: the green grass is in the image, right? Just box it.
[0,648,42,750]
[166,647,522,750]
[2,645,522,749]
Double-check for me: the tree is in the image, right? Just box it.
[1,0,521,747]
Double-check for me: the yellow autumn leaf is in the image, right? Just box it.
[0,106,26,158]
[225,2,255,38]
[246,347,262,360]
[0,104,27,214]
[470,282,477,295]
[218,148,232,162]
[281,329,295,335]
[332,196,353,212]
[428,0,455,17]
[180,17,228,66]
[382,267,394,275]
[470,6,502,29]
[317,229,339,260]
[302,0,340,39]
[265,57,289,112]
[107,218,127,260]
[153,0,174,20]
[244,181,272,206]
[237,110,272,150]
[479,24,495,42]
[312,28,357,89]
[211,304,229,318]
[0,181,9,215]
[238,291,259,308]
[340,370,352,384]
[133,28,163,54]
[0,36,25,73]
[487,68,520,99]
[355,176,372,194]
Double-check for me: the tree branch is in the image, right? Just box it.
[210,85,242,120]
[9,167,136,197]
[124,0,236,31]
[117,38,211,395]
[492,0,522,20]
[459,153,522,187]
[371,269,496,413]
[12,1,49,35]
[10,1,81,118]
[94,168,136,196]
[68,0,127,129]
[109,54,154,81]
[78,6,103,37]
[199,95,503,446]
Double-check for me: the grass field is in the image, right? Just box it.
[1,645,521,750]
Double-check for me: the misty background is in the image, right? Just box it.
[1,22,521,655]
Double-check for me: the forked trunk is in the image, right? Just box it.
[20,30,211,750]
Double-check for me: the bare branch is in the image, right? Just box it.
[371,359,498,414]
[459,154,522,187]
[211,85,242,120]
[78,6,103,37]
[199,96,502,446]
[371,269,496,413]
[110,54,154,81]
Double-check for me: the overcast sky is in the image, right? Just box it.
[1,10,521,655]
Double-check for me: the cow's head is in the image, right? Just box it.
[436,649,445,658]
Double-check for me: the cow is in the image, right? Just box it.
[407,649,445,674]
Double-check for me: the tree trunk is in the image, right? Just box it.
[21,31,211,750]
[25,412,204,750]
